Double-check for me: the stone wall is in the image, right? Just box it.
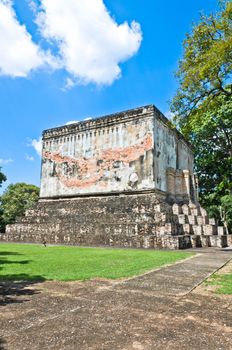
[153,111,194,193]
[40,105,195,200]
[3,192,231,249]
[41,106,155,197]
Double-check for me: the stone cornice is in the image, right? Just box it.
[42,103,193,152]
[42,105,154,140]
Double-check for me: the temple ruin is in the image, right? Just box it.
[3,105,232,249]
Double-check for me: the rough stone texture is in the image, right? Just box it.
[2,105,231,249]
[40,105,194,198]
[3,192,231,249]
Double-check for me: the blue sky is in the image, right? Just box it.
[0,0,219,191]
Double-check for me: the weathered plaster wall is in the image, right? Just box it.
[153,116,176,192]
[177,139,194,172]
[153,108,194,193]
[40,106,155,198]
[40,105,194,199]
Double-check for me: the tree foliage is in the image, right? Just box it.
[0,167,6,188]
[0,183,39,232]
[220,194,232,233]
[193,95,232,204]
[171,1,232,129]
[207,194,232,233]
[171,1,232,231]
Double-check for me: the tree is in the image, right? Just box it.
[220,194,232,234]
[192,95,232,205]
[0,167,6,188]
[171,1,232,231]
[0,167,7,231]
[171,1,232,129]
[0,183,39,232]
[207,194,232,233]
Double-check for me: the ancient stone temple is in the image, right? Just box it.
[3,105,232,249]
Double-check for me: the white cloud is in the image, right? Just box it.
[0,158,13,164]
[25,154,34,161]
[65,77,75,90]
[61,77,75,92]
[31,137,42,156]
[27,0,37,14]
[66,120,79,125]
[36,0,142,85]
[65,117,91,125]
[0,0,45,77]
[0,0,142,86]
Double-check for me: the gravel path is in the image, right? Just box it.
[117,249,232,296]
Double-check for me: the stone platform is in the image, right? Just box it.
[2,191,232,249]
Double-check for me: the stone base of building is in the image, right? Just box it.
[1,191,231,250]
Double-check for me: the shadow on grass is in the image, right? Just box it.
[0,258,31,266]
[0,251,23,256]
[0,274,45,306]
[0,251,45,306]
[0,250,29,270]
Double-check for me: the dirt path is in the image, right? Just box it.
[1,249,232,350]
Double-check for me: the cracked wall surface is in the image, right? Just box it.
[40,105,194,198]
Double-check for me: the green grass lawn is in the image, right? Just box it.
[205,272,232,295]
[0,243,193,282]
